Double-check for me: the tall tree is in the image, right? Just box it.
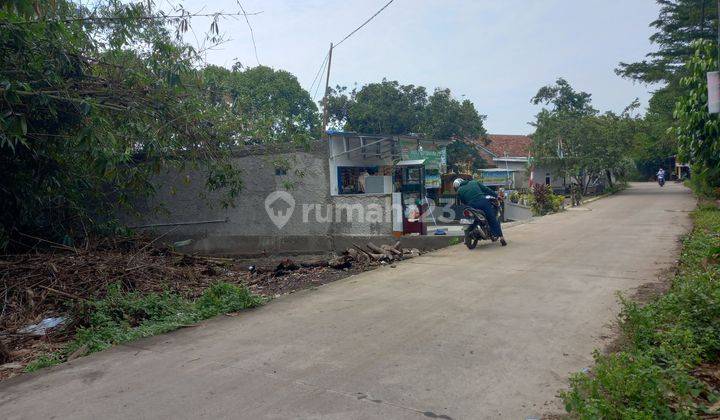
[327,80,427,134]
[326,80,488,172]
[674,40,720,196]
[530,79,636,191]
[617,1,719,178]
[0,1,246,249]
[203,65,320,144]
[420,88,487,140]
[531,78,596,116]
[326,80,486,140]
[617,0,718,84]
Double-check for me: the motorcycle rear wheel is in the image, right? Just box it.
[464,232,479,249]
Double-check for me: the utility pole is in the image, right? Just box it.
[322,42,333,139]
[711,1,720,113]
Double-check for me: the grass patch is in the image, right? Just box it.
[25,282,264,372]
[561,203,720,418]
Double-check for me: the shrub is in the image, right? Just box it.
[26,282,265,371]
[530,184,564,215]
[195,282,265,319]
[561,205,720,417]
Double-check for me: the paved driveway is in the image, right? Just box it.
[0,182,694,419]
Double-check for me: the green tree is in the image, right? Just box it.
[0,1,245,249]
[531,79,636,191]
[531,78,596,116]
[203,65,320,144]
[420,88,487,140]
[445,140,488,173]
[325,79,488,171]
[632,86,680,178]
[326,80,486,140]
[327,79,427,134]
[674,40,720,196]
[618,0,718,84]
[617,1,719,179]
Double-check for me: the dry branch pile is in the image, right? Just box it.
[0,236,422,379]
[1,237,242,334]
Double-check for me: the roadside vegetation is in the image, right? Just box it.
[507,184,565,216]
[24,282,264,372]
[562,201,720,417]
[558,6,720,408]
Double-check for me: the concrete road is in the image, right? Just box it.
[0,182,694,419]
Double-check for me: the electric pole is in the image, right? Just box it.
[321,42,334,139]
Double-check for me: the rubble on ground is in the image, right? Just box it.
[0,236,424,380]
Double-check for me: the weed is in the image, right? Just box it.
[561,205,720,417]
[25,282,264,372]
[24,354,62,372]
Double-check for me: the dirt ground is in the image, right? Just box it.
[0,240,385,381]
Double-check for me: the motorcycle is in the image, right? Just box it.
[658,176,665,187]
[459,196,501,249]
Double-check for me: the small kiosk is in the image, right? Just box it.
[394,159,427,235]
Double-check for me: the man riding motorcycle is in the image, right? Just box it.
[657,168,666,187]
[453,178,507,246]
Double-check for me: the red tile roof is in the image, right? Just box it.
[478,134,532,158]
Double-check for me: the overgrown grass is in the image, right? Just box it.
[562,203,720,418]
[25,282,264,372]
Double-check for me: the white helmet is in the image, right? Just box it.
[452,178,465,190]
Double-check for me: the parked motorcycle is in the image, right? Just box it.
[460,196,501,249]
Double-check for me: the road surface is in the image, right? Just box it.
[0,182,694,419]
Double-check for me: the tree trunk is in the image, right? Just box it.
[0,339,10,364]
[605,170,614,189]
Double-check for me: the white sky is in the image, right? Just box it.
[181,0,660,134]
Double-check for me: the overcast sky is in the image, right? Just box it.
[182,0,660,134]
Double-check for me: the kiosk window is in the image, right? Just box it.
[338,167,377,194]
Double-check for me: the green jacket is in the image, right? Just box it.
[457,179,496,205]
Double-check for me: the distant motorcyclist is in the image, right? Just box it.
[657,168,666,186]
[453,178,507,246]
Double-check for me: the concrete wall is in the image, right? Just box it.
[504,202,533,221]
[328,194,393,235]
[122,141,399,255]
[122,142,334,248]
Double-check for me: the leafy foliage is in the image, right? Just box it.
[674,40,720,197]
[617,1,720,179]
[326,80,428,135]
[617,0,718,84]
[528,183,564,215]
[327,80,487,140]
[445,139,488,173]
[632,84,683,179]
[562,205,720,417]
[326,79,488,172]
[203,64,320,144]
[0,1,256,250]
[530,79,637,192]
[26,282,265,371]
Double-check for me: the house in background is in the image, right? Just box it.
[470,134,565,190]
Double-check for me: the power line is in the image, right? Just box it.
[309,52,330,99]
[236,1,260,65]
[333,0,395,48]
[313,55,330,102]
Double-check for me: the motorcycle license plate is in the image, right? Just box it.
[460,218,473,225]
